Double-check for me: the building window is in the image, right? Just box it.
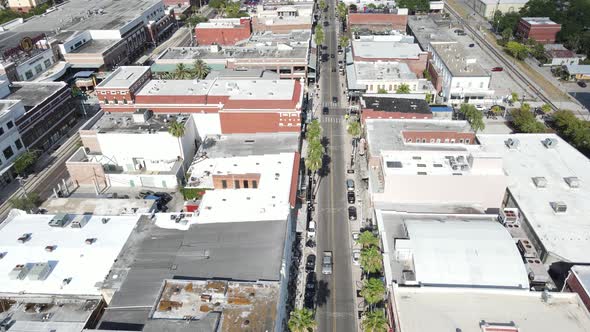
[417,163,426,167]
[6,121,13,129]
[123,99,128,104]
[422,139,426,143]
[221,180,227,188]
[15,139,23,150]
[234,180,240,189]
[444,138,450,143]
[243,180,249,188]
[44,59,52,68]
[252,180,258,189]
[480,82,484,88]
[436,139,441,143]
[100,91,106,94]
[113,99,118,104]
[459,139,464,143]
[25,70,33,79]
[406,138,412,143]
[465,139,470,144]
[0,127,4,136]
[104,99,109,104]
[430,139,435,143]
[35,64,43,74]
[451,139,456,143]
[3,146,14,160]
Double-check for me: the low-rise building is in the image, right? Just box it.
[251,3,313,33]
[468,0,528,18]
[429,42,495,106]
[360,96,432,121]
[563,265,590,313]
[517,17,561,44]
[7,0,50,12]
[351,36,428,76]
[346,61,435,97]
[563,64,590,81]
[195,18,252,46]
[347,11,408,33]
[544,44,581,67]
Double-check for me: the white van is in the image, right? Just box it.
[307,221,316,238]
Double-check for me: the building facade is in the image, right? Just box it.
[516,17,561,44]
[195,18,252,46]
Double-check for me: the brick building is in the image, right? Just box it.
[195,18,252,46]
[96,66,303,134]
[7,0,50,12]
[348,12,408,32]
[516,17,561,44]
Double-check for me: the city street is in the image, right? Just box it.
[314,1,357,331]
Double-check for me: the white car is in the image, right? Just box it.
[475,105,486,112]
[352,249,361,265]
[352,232,360,242]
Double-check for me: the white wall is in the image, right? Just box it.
[191,113,222,139]
[59,31,92,54]
[106,172,179,189]
[97,132,182,169]
[0,105,25,166]
[15,48,54,81]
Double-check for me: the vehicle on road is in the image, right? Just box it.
[578,81,587,88]
[322,251,333,275]
[323,20,329,26]
[468,43,475,47]
[322,106,329,115]
[347,191,355,204]
[306,272,317,293]
[346,179,355,191]
[352,232,360,242]
[491,66,503,72]
[348,206,357,221]
[332,96,338,104]
[306,254,316,272]
[307,220,316,237]
[352,249,361,265]
[330,54,335,58]
[475,105,486,112]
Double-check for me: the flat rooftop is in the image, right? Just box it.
[158,46,307,61]
[407,14,457,49]
[478,134,590,263]
[197,132,299,158]
[378,212,528,289]
[69,39,120,54]
[96,66,149,89]
[522,17,559,25]
[380,150,502,176]
[430,42,489,77]
[92,112,189,134]
[7,82,66,110]
[353,39,423,59]
[137,78,296,100]
[362,96,431,115]
[41,197,156,215]
[0,212,141,296]
[365,119,473,155]
[187,152,296,223]
[350,61,417,85]
[395,288,590,332]
[245,29,310,46]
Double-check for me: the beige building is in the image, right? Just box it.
[7,0,50,12]
[468,0,528,18]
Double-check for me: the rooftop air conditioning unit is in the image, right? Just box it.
[543,137,558,148]
[8,264,29,280]
[498,208,519,225]
[48,213,69,227]
[532,177,547,188]
[564,176,580,188]
[517,239,538,259]
[550,201,567,213]
[505,138,520,149]
[27,262,51,281]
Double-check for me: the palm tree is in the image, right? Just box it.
[360,278,385,309]
[339,35,349,49]
[288,308,316,332]
[174,63,191,79]
[192,59,211,79]
[306,120,322,141]
[168,121,187,181]
[395,83,411,94]
[314,26,325,46]
[347,118,361,140]
[541,103,552,114]
[360,246,382,274]
[362,310,389,332]
[357,230,379,248]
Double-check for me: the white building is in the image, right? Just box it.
[478,134,590,264]
[468,0,528,18]
[0,97,26,179]
[346,61,435,95]
[429,42,495,106]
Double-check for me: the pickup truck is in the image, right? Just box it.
[322,251,333,275]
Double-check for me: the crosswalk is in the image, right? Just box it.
[320,115,343,123]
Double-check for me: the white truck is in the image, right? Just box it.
[322,251,333,275]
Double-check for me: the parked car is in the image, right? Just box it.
[154,192,172,204]
[578,81,587,88]
[307,220,316,238]
[306,272,317,293]
[347,191,355,204]
[352,232,360,242]
[346,179,355,191]
[348,206,357,221]
[468,43,475,47]
[323,20,329,26]
[491,67,503,72]
[475,105,486,112]
[306,254,316,272]
[352,249,361,265]
[139,190,154,198]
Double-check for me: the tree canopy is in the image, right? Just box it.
[314,26,325,46]
[288,308,316,332]
[551,110,590,154]
[510,107,546,133]
[396,0,429,13]
[459,104,485,133]
[395,83,411,94]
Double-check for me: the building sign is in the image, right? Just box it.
[3,34,46,59]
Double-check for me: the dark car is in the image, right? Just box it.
[139,190,154,198]
[330,53,335,58]
[578,81,587,88]
[323,20,329,26]
[468,43,475,47]
[348,206,357,221]
[154,192,172,204]
[306,254,316,272]
[322,106,329,115]
[347,191,355,204]
[491,67,503,72]
[306,272,317,293]
[332,96,338,104]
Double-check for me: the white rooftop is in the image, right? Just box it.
[381,150,503,176]
[478,134,590,263]
[137,78,295,100]
[0,212,140,296]
[352,61,417,81]
[523,17,558,25]
[97,66,150,89]
[186,152,296,224]
[352,40,424,59]
[404,219,529,289]
[395,288,590,332]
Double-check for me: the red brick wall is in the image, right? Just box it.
[362,109,432,122]
[134,94,208,105]
[220,112,300,133]
[565,272,590,313]
[289,152,300,208]
[401,131,476,144]
[348,13,408,31]
[212,173,261,189]
[195,24,252,46]
[251,18,311,33]
[516,20,561,44]
[428,62,443,92]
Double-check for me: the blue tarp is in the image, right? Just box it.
[430,106,453,113]
[144,195,161,201]
[73,71,95,79]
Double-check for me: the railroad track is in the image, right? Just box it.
[445,4,560,111]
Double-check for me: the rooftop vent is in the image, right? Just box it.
[17,233,31,243]
[27,262,51,281]
[85,238,96,245]
[532,177,547,188]
[550,201,567,213]
[8,264,29,280]
[564,176,580,188]
[542,137,558,148]
[48,213,69,227]
[505,138,520,149]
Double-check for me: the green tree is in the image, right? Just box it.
[541,103,552,114]
[319,0,327,10]
[423,68,432,80]
[459,104,485,133]
[510,108,546,133]
[191,59,211,79]
[185,15,208,25]
[361,278,386,307]
[529,41,546,60]
[168,121,187,179]
[174,63,191,79]
[362,310,389,332]
[490,105,503,116]
[337,2,347,20]
[396,0,429,13]
[306,119,322,141]
[349,4,358,12]
[339,35,349,49]
[395,83,411,94]
[288,308,316,332]
[360,246,382,274]
[314,25,325,46]
[9,193,41,212]
[505,41,529,60]
[377,88,387,94]
[208,0,225,9]
[357,230,379,248]
[510,92,519,103]
[495,12,521,35]
[347,117,361,140]
[501,28,512,44]
[13,151,38,176]
[552,110,590,151]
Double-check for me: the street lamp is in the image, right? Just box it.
[15,176,28,199]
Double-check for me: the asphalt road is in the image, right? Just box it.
[315,2,357,332]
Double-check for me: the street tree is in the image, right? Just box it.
[541,103,552,114]
[360,246,382,274]
[288,308,316,332]
[377,88,387,94]
[319,0,327,10]
[459,104,485,133]
[9,193,41,212]
[192,59,211,79]
[361,278,386,307]
[13,151,38,176]
[552,110,590,151]
[510,92,519,103]
[306,119,322,141]
[339,35,349,49]
[501,28,512,44]
[362,310,389,332]
[490,105,503,116]
[357,230,379,248]
[349,4,358,12]
[347,117,361,140]
[314,26,325,46]
[395,83,411,94]
[510,108,546,133]
[168,121,187,179]
[505,41,529,60]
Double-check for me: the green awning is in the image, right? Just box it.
[151,63,226,73]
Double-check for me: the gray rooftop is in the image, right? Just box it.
[352,39,424,59]
[522,17,559,25]
[407,14,458,50]
[243,29,311,46]
[69,39,121,54]
[352,61,416,81]
[7,82,66,109]
[430,42,489,77]
[366,119,472,155]
[92,111,189,134]
[97,66,150,89]
[158,45,307,61]
[198,132,299,158]
[205,68,280,80]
